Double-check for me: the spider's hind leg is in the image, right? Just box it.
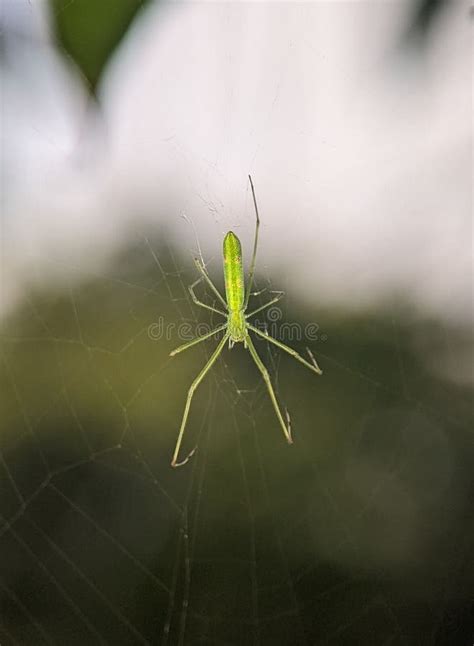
[247,323,322,375]
[245,333,293,444]
[171,333,229,467]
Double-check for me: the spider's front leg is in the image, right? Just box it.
[192,257,227,311]
[188,277,226,317]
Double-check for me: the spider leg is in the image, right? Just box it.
[247,323,322,375]
[188,278,226,317]
[245,291,285,318]
[243,175,260,310]
[169,323,227,356]
[193,257,228,310]
[245,333,292,444]
[171,332,229,467]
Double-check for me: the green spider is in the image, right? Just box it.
[169,176,322,467]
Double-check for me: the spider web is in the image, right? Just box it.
[1,214,473,645]
[1,2,473,645]
[0,225,303,644]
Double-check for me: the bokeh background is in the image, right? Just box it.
[1,1,473,644]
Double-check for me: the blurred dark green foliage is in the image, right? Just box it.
[412,0,446,35]
[1,239,472,644]
[50,0,152,90]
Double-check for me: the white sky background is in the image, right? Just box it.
[1,1,472,329]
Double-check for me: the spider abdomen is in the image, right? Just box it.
[223,231,245,313]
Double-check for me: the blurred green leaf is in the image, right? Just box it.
[50,0,152,91]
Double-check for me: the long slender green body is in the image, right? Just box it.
[223,232,244,310]
[223,231,246,342]
[168,176,322,467]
